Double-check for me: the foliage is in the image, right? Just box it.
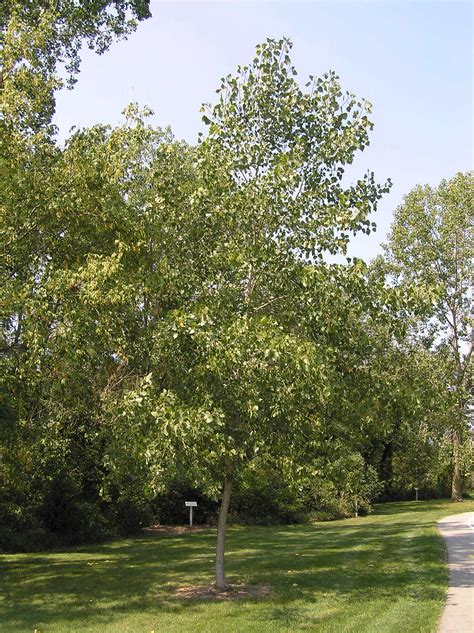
[230,461,306,525]
[382,172,473,500]
[1,0,468,587]
[1,0,151,133]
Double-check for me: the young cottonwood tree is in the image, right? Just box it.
[383,172,473,501]
[144,38,390,590]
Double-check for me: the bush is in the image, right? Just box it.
[40,475,110,544]
[41,476,83,534]
[114,497,154,536]
[0,526,61,552]
[152,480,218,525]
[231,464,306,525]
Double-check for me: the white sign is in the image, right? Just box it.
[185,501,197,526]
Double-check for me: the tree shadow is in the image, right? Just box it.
[0,502,463,631]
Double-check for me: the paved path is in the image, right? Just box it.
[437,512,474,633]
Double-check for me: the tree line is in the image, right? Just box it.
[1,1,472,590]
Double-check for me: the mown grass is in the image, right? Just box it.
[1,498,473,633]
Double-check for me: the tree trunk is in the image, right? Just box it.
[451,431,463,502]
[215,476,233,591]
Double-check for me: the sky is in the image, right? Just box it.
[54,1,473,262]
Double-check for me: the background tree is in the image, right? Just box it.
[0,101,200,545]
[1,0,154,543]
[1,0,151,133]
[382,172,473,500]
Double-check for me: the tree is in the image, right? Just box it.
[1,0,154,458]
[1,0,151,133]
[383,172,473,501]
[1,0,153,537]
[130,37,390,590]
[0,101,200,540]
[363,341,458,500]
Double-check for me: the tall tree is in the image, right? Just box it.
[383,172,473,501]
[0,0,157,543]
[1,103,196,515]
[121,38,390,590]
[1,0,151,133]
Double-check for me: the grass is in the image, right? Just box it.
[1,498,473,633]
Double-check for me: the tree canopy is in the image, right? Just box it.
[1,1,471,594]
[383,171,473,500]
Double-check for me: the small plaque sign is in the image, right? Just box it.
[185,501,197,526]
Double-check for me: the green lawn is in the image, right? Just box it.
[1,498,473,633]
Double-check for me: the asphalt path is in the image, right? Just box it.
[437,512,474,633]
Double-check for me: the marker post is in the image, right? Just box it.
[185,501,197,526]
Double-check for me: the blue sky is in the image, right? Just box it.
[54,1,473,262]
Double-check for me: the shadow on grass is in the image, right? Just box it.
[0,500,461,631]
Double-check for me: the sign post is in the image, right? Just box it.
[185,501,197,527]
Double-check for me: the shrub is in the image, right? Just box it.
[40,475,110,544]
[231,464,306,525]
[114,497,154,535]
[152,480,218,525]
